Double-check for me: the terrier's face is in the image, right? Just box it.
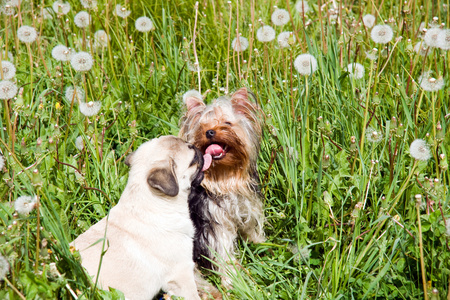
[179,88,262,180]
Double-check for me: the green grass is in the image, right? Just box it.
[0,0,449,299]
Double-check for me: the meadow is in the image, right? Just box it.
[0,0,449,299]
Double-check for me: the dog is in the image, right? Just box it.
[179,88,265,285]
[72,136,211,300]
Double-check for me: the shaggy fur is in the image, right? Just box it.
[180,88,265,284]
[71,136,204,300]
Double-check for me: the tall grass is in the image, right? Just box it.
[0,0,449,299]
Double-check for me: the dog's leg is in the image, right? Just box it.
[165,264,202,300]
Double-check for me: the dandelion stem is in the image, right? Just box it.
[4,277,26,300]
[225,2,232,95]
[416,203,429,300]
[192,1,201,92]
[359,60,374,172]
[35,193,41,273]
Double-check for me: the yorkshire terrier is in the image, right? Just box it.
[179,88,265,287]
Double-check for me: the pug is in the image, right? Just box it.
[72,136,211,300]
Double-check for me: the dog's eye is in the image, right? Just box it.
[224,122,232,126]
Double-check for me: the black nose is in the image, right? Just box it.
[205,130,215,139]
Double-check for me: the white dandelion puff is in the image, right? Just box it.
[74,11,91,28]
[42,7,53,20]
[362,14,376,28]
[0,155,4,170]
[1,3,15,16]
[79,101,101,116]
[370,24,394,44]
[446,222,450,237]
[346,62,365,79]
[135,16,154,32]
[271,8,290,26]
[0,80,18,99]
[70,52,93,72]
[413,41,429,56]
[15,195,37,215]
[419,75,445,92]
[231,36,249,52]
[365,48,378,60]
[1,61,16,80]
[366,127,383,143]
[424,27,442,48]
[51,45,72,62]
[294,53,318,76]
[0,255,9,281]
[75,136,88,150]
[1,51,14,62]
[277,31,295,48]
[94,30,109,48]
[80,0,97,9]
[52,1,71,15]
[115,4,131,18]
[65,86,85,103]
[295,0,310,14]
[17,25,37,43]
[409,139,431,161]
[256,25,276,42]
[437,29,450,50]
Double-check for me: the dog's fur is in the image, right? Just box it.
[179,88,264,281]
[72,136,204,300]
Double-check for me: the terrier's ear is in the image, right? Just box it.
[183,90,205,111]
[124,151,134,167]
[147,159,179,197]
[231,88,259,115]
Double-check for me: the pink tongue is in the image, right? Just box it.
[202,154,212,171]
[205,144,225,156]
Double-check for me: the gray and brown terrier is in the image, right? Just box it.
[179,88,265,287]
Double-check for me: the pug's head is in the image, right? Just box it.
[124,136,210,197]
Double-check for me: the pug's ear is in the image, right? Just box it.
[147,160,179,197]
[124,151,134,167]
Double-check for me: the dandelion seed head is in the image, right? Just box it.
[231,36,249,52]
[271,8,290,26]
[409,139,431,161]
[370,24,394,44]
[277,31,295,48]
[437,29,450,50]
[75,136,85,150]
[74,11,91,28]
[446,222,450,237]
[52,1,71,15]
[0,255,9,280]
[51,45,72,62]
[42,7,53,20]
[413,41,429,56]
[115,4,131,18]
[256,25,276,42]
[135,16,154,32]
[366,127,383,143]
[1,61,16,80]
[1,3,15,16]
[65,86,85,103]
[17,25,37,43]
[424,27,442,48]
[94,30,109,48]
[418,72,445,91]
[79,101,101,116]
[294,53,318,76]
[365,48,378,60]
[0,80,17,99]
[80,0,97,9]
[70,52,93,72]
[362,14,376,28]
[15,195,37,215]
[1,51,14,63]
[346,62,365,79]
[294,0,310,14]
[0,155,4,170]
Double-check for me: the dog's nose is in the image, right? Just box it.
[205,130,215,139]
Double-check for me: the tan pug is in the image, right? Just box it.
[72,136,211,300]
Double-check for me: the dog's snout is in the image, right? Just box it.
[205,130,215,139]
